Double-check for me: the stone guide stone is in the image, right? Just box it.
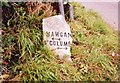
[43,15,72,61]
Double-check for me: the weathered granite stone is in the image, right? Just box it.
[43,15,72,61]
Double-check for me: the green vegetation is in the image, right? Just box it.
[1,2,119,81]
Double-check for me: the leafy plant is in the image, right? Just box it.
[1,2,119,81]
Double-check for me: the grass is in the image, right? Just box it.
[1,2,119,81]
[69,2,119,80]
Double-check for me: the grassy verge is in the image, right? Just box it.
[1,2,119,81]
